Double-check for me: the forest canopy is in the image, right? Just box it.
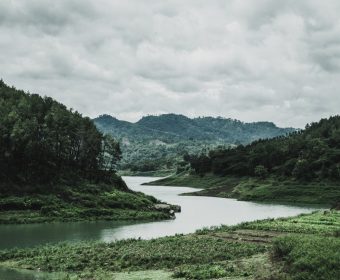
[0,80,121,191]
[94,114,294,173]
[185,116,340,181]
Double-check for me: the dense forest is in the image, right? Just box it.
[94,114,294,173]
[0,80,122,192]
[0,81,176,223]
[185,116,340,181]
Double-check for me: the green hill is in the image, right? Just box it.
[149,116,340,206]
[94,114,294,174]
[0,81,175,223]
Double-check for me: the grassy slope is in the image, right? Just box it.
[0,181,173,224]
[0,211,339,279]
[146,173,340,206]
[144,173,243,189]
[118,169,176,177]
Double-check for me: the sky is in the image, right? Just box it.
[1,0,340,128]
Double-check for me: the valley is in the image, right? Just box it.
[0,82,339,280]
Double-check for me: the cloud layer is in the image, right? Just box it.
[1,0,340,127]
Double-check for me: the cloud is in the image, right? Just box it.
[1,0,340,128]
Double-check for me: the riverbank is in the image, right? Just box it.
[145,173,340,206]
[0,181,179,224]
[118,169,175,177]
[0,210,339,280]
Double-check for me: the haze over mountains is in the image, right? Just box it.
[94,114,295,172]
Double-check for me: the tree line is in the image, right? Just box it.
[184,116,340,181]
[0,80,121,192]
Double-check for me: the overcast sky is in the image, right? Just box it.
[1,0,340,128]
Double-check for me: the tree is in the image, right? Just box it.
[101,135,122,172]
[0,81,121,192]
[292,159,310,180]
[254,165,268,179]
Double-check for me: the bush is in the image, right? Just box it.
[272,235,340,280]
[40,205,60,216]
[254,165,268,179]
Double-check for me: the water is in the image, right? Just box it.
[0,176,321,278]
[0,267,66,280]
[0,176,318,250]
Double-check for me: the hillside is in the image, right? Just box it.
[148,116,340,206]
[94,114,294,173]
[0,81,175,223]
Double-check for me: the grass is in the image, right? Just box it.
[0,210,339,279]
[272,235,340,280]
[118,169,176,177]
[232,178,340,205]
[233,210,340,235]
[144,173,242,189]
[0,236,266,272]
[0,183,174,224]
[0,266,179,280]
[146,173,340,206]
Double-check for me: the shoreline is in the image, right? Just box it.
[0,210,338,280]
[0,180,179,225]
[144,173,339,207]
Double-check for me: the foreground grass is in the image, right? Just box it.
[272,235,340,280]
[146,173,340,206]
[0,183,173,224]
[0,211,339,279]
[0,267,179,280]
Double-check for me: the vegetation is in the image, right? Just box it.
[0,184,170,224]
[0,81,123,189]
[145,173,241,189]
[118,169,175,177]
[272,235,340,280]
[0,81,175,223]
[149,116,340,206]
[0,211,339,279]
[94,114,294,174]
[147,173,339,205]
[183,116,340,181]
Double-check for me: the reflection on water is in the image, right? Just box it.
[0,220,138,250]
[0,176,318,250]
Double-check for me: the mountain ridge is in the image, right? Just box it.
[94,113,295,143]
[93,113,296,172]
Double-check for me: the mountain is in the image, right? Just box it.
[93,114,295,173]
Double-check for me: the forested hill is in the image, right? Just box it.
[94,114,294,173]
[0,81,175,223]
[186,115,340,181]
[0,80,122,189]
[94,114,295,144]
[151,116,340,205]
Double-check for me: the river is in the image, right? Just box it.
[0,176,320,279]
[0,176,318,250]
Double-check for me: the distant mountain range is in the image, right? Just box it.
[94,114,295,144]
[93,114,295,173]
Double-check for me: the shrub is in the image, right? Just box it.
[254,165,268,179]
[272,235,340,280]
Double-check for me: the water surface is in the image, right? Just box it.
[0,176,318,250]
